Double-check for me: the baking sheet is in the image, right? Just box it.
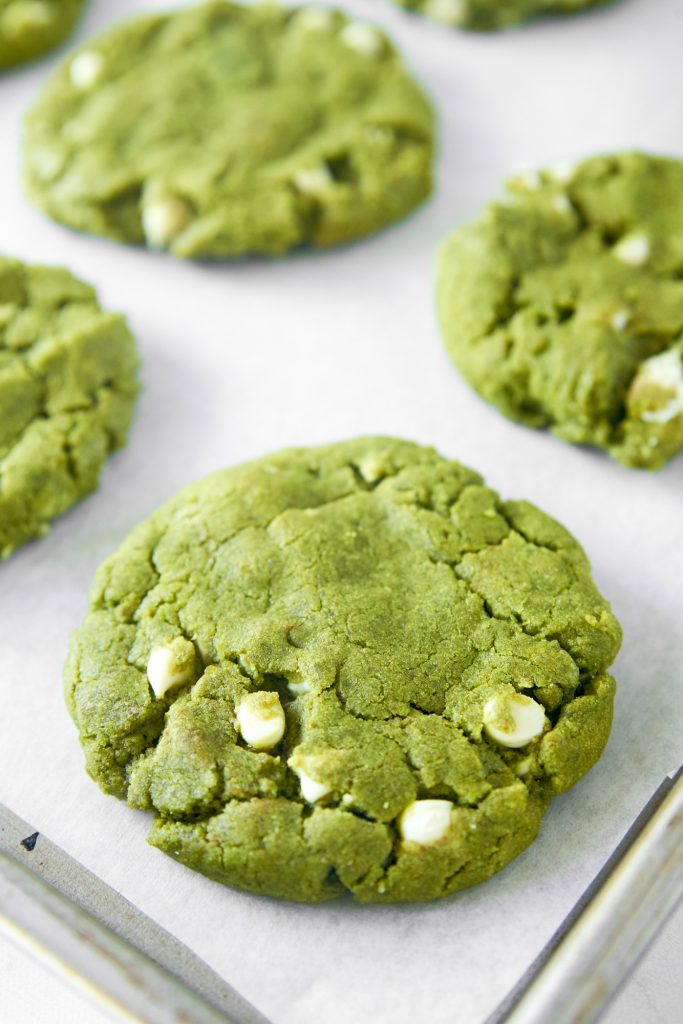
[1,1,682,1022]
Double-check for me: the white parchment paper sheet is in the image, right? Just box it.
[1,1,682,1021]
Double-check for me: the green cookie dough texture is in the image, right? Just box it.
[392,0,613,31]
[0,256,139,558]
[437,152,683,470]
[65,437,621,903]
[0,0,84,69]
[23,2,434,260]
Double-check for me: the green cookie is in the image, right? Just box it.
[0,256,139,558]
[23,2,434,260]
[437,152,683,470]
[391,0,614,31]
[0,0,84,69]
[65,437,621,903]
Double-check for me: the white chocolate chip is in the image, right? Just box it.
[341,793,354,806]
[293,6,336,31]
[631,348,683,424]
[365,125,393,146]
[517,169,541,191]
[357,449,393,483]
[547,160,576,184]
[552,194,573,215]
[610,309,630,332]
[147,638,195,699]
[399,800,453,846]
[290,761,332,802]
[141,195,191,249]
[29,145,65,182]
[613,231,650,266]
[287,679,310,696]
[236,692,285,750]
[70,51,104,91]
[292,166,332,195]
[424,0,466,25]
[339,23,384,58]
[483,693,546,749]
[516,756,533,777]
[1,1,53,35]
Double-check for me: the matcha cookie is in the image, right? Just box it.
[65,437,621,903]
[0,1,85,69]
[391,0,613,31]
[0,256,139,558]
[23,2,434,259]
[437,152,683,470]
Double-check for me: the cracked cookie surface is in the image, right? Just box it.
[65,437,621,902]
[23,2,434,260]
[437,152,683,469]
[391,0,614,31]
[0,255,139,557]
[0,0,84,69]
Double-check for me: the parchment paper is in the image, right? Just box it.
[1,1,682,1022]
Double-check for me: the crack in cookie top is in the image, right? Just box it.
[437,152,683,470]
[23,2,434,259]
[390,0,615,32]
[0,0,85,68]
[65,437,621,902]
[0,256,139,558]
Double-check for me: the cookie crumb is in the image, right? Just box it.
[20,832,40,852]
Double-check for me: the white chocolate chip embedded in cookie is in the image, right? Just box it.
[552,194,573,215]
[613,231,650,266]
[628,348,683,424]
[483,693,546,749]
[297,769,331,802]
[547,160,576,184]
[293,166,333,195]
[141,195,191,250]
[293,6,336,32]
[287,679,311,696]
[610,309,630,332]
[339,23,384,58]
[147,638,195,699]
[236,692,286,750]
[424,0,466,27]
[399,799,453,845]
[289,753,332,802]
[70,51,104,90]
